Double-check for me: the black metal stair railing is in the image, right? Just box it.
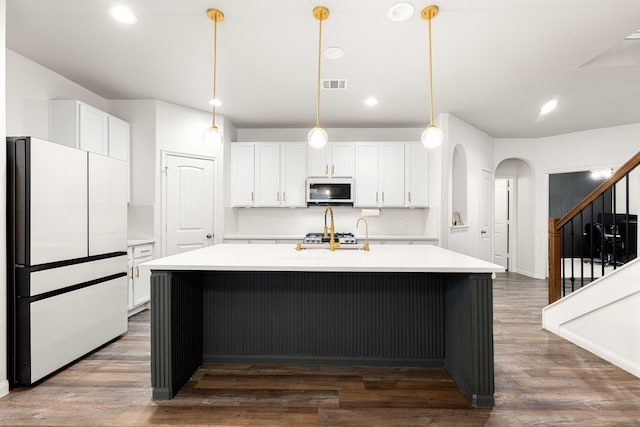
[549,151,640,303]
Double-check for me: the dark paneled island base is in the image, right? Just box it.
[150,270,495,408]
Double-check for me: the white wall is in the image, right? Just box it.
[1,0,9,399]
[439,114,495,258]
[6,50,109,139]
[496,123,640,278]
[232,127,436,239]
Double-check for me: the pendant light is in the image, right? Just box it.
[421,5,443,149]
[308,6,329,150]
[203,8,224,145]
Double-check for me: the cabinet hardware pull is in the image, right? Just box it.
[135,266,140,278]
[325,164,328,176]
[408,191,411,202]
[332,164,335,176]
[376,192,378,202]
[130,267,134,279]
[140,249,151,254]
[382,192,385,203]
[251,191,254,202]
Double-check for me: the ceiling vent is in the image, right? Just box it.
[321,79,347,90]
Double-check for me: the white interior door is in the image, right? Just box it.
[494,178,510,269]
[165,154,215,256]
[480,169,493,262]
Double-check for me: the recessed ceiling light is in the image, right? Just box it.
[539,99,558,115]
[108,5,137,24]
[388,2,415,22]
[364,97,378,106]
[208,98,222,107]
[324,46,345,60]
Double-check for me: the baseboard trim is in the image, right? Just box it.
[0,379,9,398]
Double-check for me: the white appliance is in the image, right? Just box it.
[7,136,128,385]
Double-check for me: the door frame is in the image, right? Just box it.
[494,177,516,271]
[161,150,218,257]
[479,169,494,262]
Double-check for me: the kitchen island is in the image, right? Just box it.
[142,244,503,407]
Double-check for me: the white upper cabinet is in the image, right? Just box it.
[230,143,256,207]
[78,103,109,155]
[405,143,429,207]
[255,143,281,206]
[354,143,405,208]
[280,143,307,207]
[308,142,354,177]
[50,100,130,159]
[234,142,307,208]
[107,116,130,202]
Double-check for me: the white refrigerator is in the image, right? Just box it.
[7,136,128,385]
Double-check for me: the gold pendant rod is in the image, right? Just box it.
[207,9,224,128]
[313,7,329,128]
[422,5,438,127]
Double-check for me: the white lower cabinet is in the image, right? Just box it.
[127,242,154,314]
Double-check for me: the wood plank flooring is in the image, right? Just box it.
[2,272,640,426]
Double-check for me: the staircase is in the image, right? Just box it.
[542,258,640,378]
[545,151,640,378]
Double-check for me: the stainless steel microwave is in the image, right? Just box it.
[306,178,354,206]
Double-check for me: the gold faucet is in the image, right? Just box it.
[356,217,370,251]
[324,206,339,251]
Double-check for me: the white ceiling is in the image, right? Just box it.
[6,0,640,138]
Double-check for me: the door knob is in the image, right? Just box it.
[206,233,213,239]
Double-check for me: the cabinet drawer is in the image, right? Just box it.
[132,244,153,258]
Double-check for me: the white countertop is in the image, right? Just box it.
[141,243,504,274]
[223,234,438,241]
[128,239,155,246]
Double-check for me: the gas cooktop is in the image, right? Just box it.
[303,232,357,244]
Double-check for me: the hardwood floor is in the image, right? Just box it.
[1,272,640,426]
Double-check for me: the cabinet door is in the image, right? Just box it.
[108,116,130,202]
[88,153,128,256]
[308,144,329,177]
[380,144,405,207]
[231,143,255,206]
[331,143,354,177]
[133,255,153,306]
[354,144,379,207]
[255,143,281,206]
[78,103,108,155]
[281,143,307,207]
[405,143,429,207]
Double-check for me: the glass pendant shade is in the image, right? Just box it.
[421,124,443,148]
[308,126,328,149]
[203,125,223,146]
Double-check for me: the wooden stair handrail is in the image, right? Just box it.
[555,151,640,231]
